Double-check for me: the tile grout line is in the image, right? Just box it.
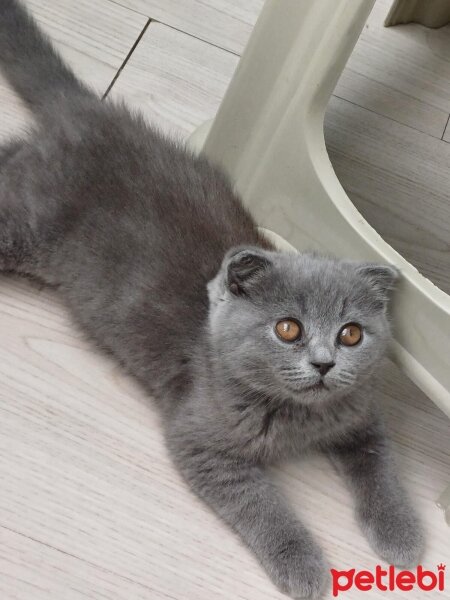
[102,18,152,100]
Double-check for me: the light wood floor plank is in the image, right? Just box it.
[334,0,450,137]
[107,0,264,55]
[0,527,159,600]
[325,95,450,295]
[109,22,239,137]
[443,117,450,142]
[333,68,449,138]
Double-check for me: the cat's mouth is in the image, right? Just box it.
[285,380,329,394]
[303,381,328,392]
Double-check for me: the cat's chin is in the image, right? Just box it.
[286,383,349,406]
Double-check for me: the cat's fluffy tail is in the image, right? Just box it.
[0,0,94,114]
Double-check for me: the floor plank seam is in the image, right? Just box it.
[104,0,243,58]
[150,19,242,57]
[344,66,450,117]
[102,18,152,99]
[331,92,450,142]
[441,113,450,141]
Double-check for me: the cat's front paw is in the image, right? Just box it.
[362,505,425,567]
[266,539,328,599]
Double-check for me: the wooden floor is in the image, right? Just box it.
[0,1,449,599]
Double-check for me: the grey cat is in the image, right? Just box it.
[0,1,423,598]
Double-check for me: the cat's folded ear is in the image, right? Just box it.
[356,263,399,308]
[225,246,273,297]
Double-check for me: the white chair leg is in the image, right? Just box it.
[189,0,450,417]
[437,484,450,526]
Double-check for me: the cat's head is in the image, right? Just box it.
[207,247,398,405]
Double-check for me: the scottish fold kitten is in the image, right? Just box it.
[0,1,423,597]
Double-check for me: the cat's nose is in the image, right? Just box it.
[310,361,335,376]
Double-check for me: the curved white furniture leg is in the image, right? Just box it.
[189,0,450,416]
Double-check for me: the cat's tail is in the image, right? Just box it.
[0,0,94,115]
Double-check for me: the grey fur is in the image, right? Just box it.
[0,2,423,597]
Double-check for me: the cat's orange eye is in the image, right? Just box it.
[275,319,302,343]
[339,323,362,347]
